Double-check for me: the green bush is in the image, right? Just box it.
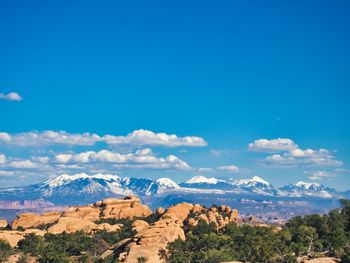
[0,239,13,261]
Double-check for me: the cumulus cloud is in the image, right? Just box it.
[263,149,342,167]
[0,154,7,164]
[104,129,207,147]
[49,149,190,170]
[8,160,38,169]
[249,138,343,168]
[0,131,101,146]
[217,165,240,173]
[304,170,336,181]
[0,129,207,148]
[248,138,298,152]
[0,92,22,101]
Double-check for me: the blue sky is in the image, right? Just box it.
[0,1,349,189]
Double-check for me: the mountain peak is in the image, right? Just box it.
[295,181,321,189]
[156,178,180,189]
[236,176,270,186]
[43,173,120,188]
[185,175,221,184]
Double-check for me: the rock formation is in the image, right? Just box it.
[0,219,7,228]
[11,211,62,229]
[0,229,45,247]
[98,196,152,219]
[0,196,151,246]
[110,203,239,263]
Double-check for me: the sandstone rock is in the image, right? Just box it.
[0,219,7,228]
[100,196,152,219]
[117,203,194,263]
[12,211,62,229]
[47,217,98,234]
[62,205,100,221]
[303,258,339,263]
[198,214,209,224]
[132,220,149,233]
[0,229,45,247]
[192,204,203,213]
[156,207,165,215]
[96,223,121,232]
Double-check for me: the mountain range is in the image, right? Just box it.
[0,173,348,203]
[0,173,348,222]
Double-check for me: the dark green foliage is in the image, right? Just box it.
[18,233,44,255]
[168,199,350,263]
[0,239,13,261]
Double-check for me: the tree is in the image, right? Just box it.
[0,239,13,261]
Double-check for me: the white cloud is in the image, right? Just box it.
[217,165,240,173]
[248,138,298,152]
[0,131,101,146]
[8,160,37,169]
[0,170,15,176]
[0,92,22,101]
[0,129,207,148]
[250,138,343,168]
[263,149,342,167]
[304,170,336,181]
[104,129,207,147]
[50,149,190,170]
[0,154,7,164]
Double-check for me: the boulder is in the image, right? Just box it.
[0,229,45,247]
[117,203,194,263]
[96,223,121,232]
[11,211,62,229]
[47,217,98,234]
[100,196,152,219]
[0,219,7,228]
[132,220,149,233]
[61,205,100,221]
[156,207,165,215]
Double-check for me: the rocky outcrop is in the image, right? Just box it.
[11,211,62,229]
[98,196,152,219]
[11,196,152,233]
[302,258,339,263]
[186,205,239,228]
[132,220,149,233]
[0,229,45,247]
[61,205,100,221]
[0,219,7,228]
[47,217,99,234]
[115,202,194,263]
[110,203,239,263]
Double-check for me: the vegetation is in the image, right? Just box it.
[168,199,350,262]
[1,200,349,262]
[0,239,13,261]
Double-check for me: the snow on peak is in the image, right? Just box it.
[236,176,270,186]
[156,178,180,189]
[44,173,120,188]
[185,175,221,184]
[295,181,321,189]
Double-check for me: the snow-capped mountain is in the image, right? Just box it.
[179,175,233,190]
[180,175,278,195]
[0,173,180,205]
[279,181,335,198]
[0,174,348,208]
[230,176,278,196]
[185,175,222,184]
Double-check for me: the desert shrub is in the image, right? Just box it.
[0,239,13,261]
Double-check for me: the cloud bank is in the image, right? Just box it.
[0,129,207,148]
